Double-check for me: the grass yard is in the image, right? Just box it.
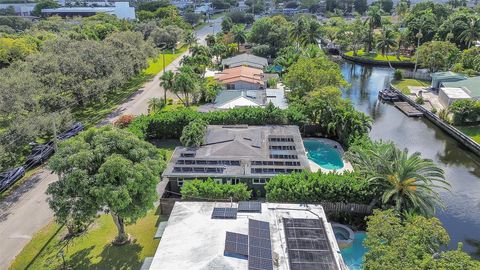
[392,79,429,95]
[345,50,412,62]
[144,46,188,76]
[10,208,161,270]
[211,12,225,19]
[457,126,480,144]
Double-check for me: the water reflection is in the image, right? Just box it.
[341,61,480,257]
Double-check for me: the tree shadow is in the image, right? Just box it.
[465,239,480,259]
[69,241,143,270]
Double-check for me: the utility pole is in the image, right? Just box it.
[163,49,167,106]
[52,113,58,152]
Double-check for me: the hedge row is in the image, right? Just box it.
[128,107,306,139]
[265,171,376,204]
[180,179,251,201]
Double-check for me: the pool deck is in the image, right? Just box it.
[304,138,354,174]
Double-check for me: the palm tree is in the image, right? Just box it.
[231,24,247,52]
[458,17,480,48]
[147,97,165,114]
[376,27,398,68]
[301,19,322,47]
[184,31,197,47]
[289,17,308,49]
[189,44,210,58]
[160,70,174,105]
[364,5,382,52]
[172,66,199,107]
[414,31,423,72]
[347,142,450,216]
[211,43,227,65]
[396,29,409,60]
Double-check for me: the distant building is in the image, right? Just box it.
[0,3,35,16]
[42,2,135,19]
[222,54,269,69]
[215,66,267,90]
[162,125,310,195]
[146,201,345,270]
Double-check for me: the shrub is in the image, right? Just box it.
[167,98,173,105]
[265,171,375,204]
[114,114,135,128]
[180,119,208,147]
[181,179,251,201]
[450,99,480,125]
[415,96,424,105]
[431,107,437,114]
[393,69,403,80]
[267,77,277,88]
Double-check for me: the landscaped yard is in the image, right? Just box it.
[10,208,162,270]
[144,47,188,76]
[457,126,480,144]
[392,79,429,94]
[345,50,412,62]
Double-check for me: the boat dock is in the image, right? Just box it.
[394,102,423,117]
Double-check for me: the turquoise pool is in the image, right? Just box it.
[340,232,367,270]
[303,139,344,170]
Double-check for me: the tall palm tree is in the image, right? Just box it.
[364,5,382,52]
[147,97,164,114]
[231,24,247,52]
[160,70,174,105]
[301,19,322,47]
[396,29,409,60]
[172,66,199,107]
[458,17,480,48]
[184,31,197,47]
[289,17,308,49]
[376,27,398,68]
[189,44,210,58]
[346,142,450,216]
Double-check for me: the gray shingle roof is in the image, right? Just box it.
[222,54,268,68]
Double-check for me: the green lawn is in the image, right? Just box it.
[457,126,480,144]
[10,208,161,270]
[392,79,429,95]
[144,47,188,76]
[210,12,225,19]
[345,50,412,62]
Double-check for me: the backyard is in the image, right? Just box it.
[391,78,429,94]
[345,50,413,62]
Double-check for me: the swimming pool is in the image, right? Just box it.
[303,139,344,170]
[340,232,367,270]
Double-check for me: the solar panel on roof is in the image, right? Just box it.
[238,201,262,213]
[211,207,238,219]
[248,219,273,270]
[283,218,339,270]
[224,232,249,257]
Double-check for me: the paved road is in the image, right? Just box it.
[0,19,222,269]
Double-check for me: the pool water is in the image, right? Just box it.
[340,232,367,270]
[303,140,344,170]
[334,227,350,241]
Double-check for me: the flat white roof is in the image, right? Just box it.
[440,87,471,99]
[149,202,344,270]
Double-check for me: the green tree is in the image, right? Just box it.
[289,17,308,49]
[458,17,480,49]
[180,119,208,147]
[181,179,251,200]
[354,0,368,14]
[376,27,398,68]
[416,41,460,72]
[47,126,165,244]
[365,5,383,51]
[221,16,233,33]
[231,24,247,52]
[172,66,199,106]
[248,16,290,57]
[32,0,59,17]
[147,97,165,114]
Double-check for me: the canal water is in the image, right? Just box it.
[341,62,480,257]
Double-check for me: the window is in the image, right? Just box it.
[252,178,268,185]
[177,179,184,187]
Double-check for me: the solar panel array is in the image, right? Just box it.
[225,232,249,257]
[248,219,273,270]
[238,201,262,213]
[211,207,238,219]
[283,218,338,270]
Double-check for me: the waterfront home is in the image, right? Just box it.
[221,54,268,69]
[431,71,466,89]
[215,66,267,90]
[162,125,309,195]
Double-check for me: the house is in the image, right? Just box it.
[146,201,345,270]
[42,2,135,19]
[438,87,471,107]
[442,76,480,100]
[162,125,310,195]
[222,54,268,69]
[215,66,266,90]
[431,72,466,89]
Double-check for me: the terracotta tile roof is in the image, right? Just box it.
[215,66,264,85]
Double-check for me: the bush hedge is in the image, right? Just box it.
[265,171,375,204]
[181,179,251,201]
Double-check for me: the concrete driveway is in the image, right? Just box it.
[0,19,222,269]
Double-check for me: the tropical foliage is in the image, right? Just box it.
[180,119,208,148]
[364,210,480,270]
[181,179,251,201]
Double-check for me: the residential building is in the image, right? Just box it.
[42,2,135,19]
[222,54,269,69]
[146,201,345,270]
[442,76,480,99]
[215,66,267,90]
[162,125,310,195]
[431,71,466,89]
[438,87,471,107]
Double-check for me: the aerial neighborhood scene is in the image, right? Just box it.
[1,0,480,269]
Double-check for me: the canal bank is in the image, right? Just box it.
[341,61,480,258]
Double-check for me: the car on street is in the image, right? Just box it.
[0,166,26,193]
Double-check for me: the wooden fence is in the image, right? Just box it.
[320,201,373,215]
[402,70,431,81]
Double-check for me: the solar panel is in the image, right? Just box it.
[211,207,238,219]
[283,218,339,270]
[248,219,273,270]
[238,201,262,213]
[224,232,249,257]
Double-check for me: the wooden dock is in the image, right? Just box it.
[393,102,423,117]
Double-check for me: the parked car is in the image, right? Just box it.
[57,122,84,141]
[0,166,25,193]
[25,141,55,167]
